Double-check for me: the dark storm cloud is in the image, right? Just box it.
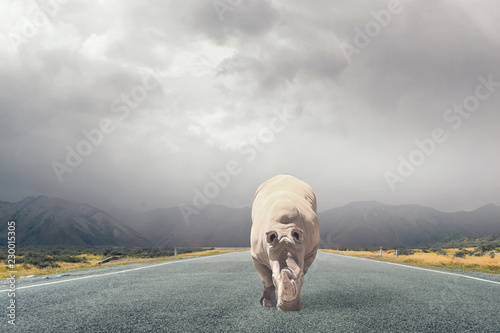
[1,0,499,212]
[191,0,279,43]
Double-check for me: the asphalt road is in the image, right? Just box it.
[1,251,499,333]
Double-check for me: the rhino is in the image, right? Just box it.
[251,174,319,312]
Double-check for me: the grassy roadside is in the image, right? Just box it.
[320,248,500,274]
[1,248,249,279]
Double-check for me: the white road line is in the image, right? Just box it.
[320,251,500,286]
[0,251,241,293]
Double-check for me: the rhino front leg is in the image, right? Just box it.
[302,247,318,275]
[252,258,276,307]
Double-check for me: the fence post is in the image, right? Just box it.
[380,247,383,257]
[174,247,177,258]
[396,249,398,257]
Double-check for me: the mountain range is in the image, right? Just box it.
[1,196,499,248]
[0,196,153,247]
[319,201,500,248]
[110,205,251,248]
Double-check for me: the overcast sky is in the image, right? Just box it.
[1,0,499,213]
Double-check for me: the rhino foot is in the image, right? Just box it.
[277,298,303,312]
[260,285,276,307]
[260,296,277,307]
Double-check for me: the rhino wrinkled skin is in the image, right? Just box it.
[251,174,319,312]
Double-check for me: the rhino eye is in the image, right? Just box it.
[292,232,300,241]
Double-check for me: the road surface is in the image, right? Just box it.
[1,251,499,332]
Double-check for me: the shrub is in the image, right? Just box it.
[57,255,87,263]
[34,262,60,269]
[21,253,59,268]
[454,250,469,258]
[478,244,498,252]
[49,249,61,255]
[110,249,124,256]
[436,249,447,256]
[398,248,415,256]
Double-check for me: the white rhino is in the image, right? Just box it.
[251,174,319,312]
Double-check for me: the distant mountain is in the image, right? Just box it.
[113,205,252,248]
[318,201,500,249]
[0,196,153,247]
[117,201,500,249]
[1,195,499,249]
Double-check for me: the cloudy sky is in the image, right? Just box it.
[1,0,499,213]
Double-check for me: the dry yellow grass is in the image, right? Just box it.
[320,248,500,274]
[1,248,249,279]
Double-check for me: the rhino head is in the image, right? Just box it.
[266,225,305,312]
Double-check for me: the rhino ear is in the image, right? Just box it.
[266,231,278,245]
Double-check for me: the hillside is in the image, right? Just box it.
[0,196,153,247]
[318,201,500,249]
[117,201,500,249]
[1,195,499,249]
[113,205,252,248]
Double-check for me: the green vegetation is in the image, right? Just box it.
[0,247,205,269]
[397,248,415,256]
[321,236,500,260]
[435,248,448,256]
[1,247,246,279]
[321,247,500,274]
[433,235,500,250]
